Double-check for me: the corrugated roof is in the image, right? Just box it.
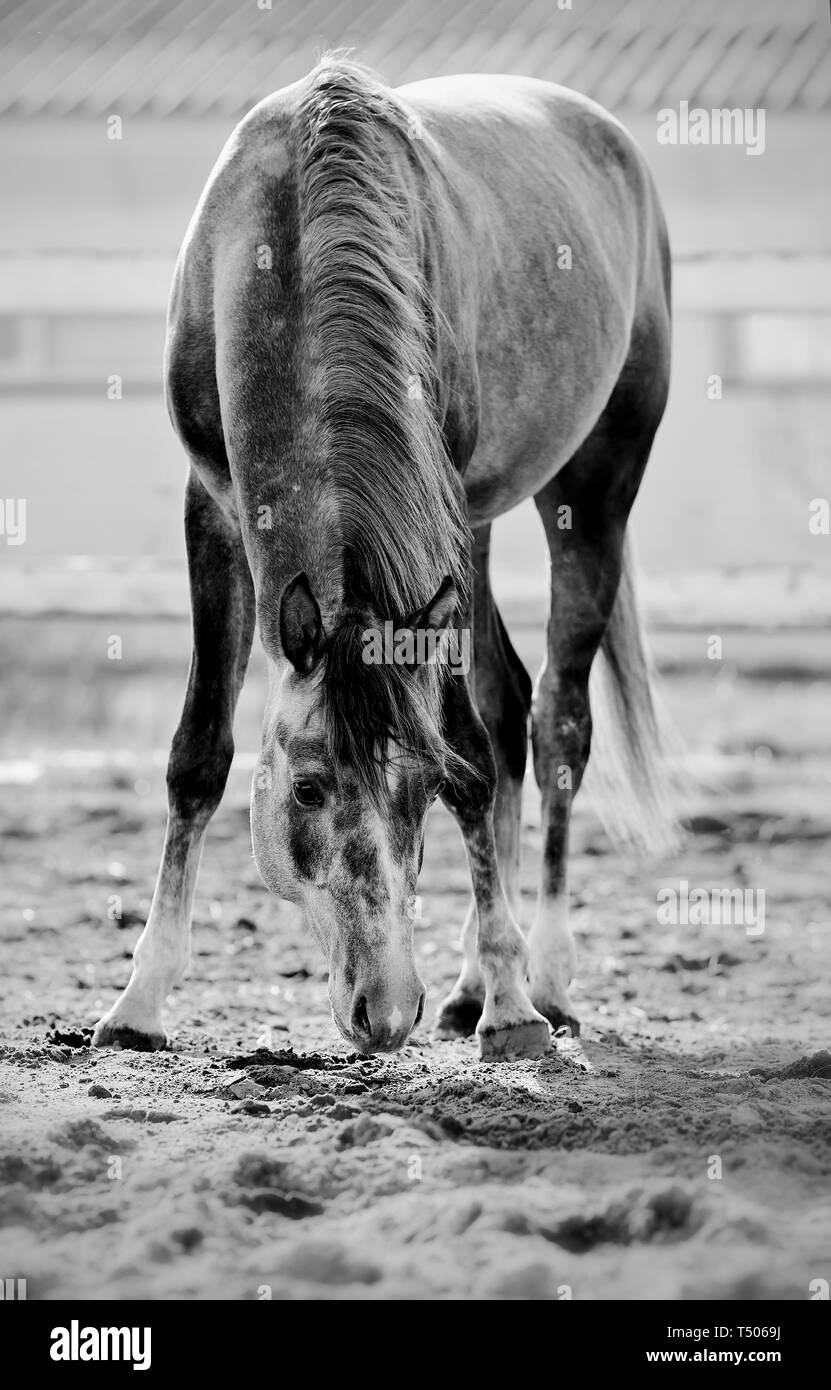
[0,0,829,117]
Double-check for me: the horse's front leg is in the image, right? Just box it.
[439,672,550,1061]
[434,525,532,1039]
[93,472,255,1050]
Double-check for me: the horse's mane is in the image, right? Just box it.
[292,56,474,795]
[294,56,471,616]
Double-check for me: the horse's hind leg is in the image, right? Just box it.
[93,472,255,1049]
[529,352,668,1032]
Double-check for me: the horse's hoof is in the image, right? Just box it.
[535,1003,581,1037]
[92,1018,169,1052]
[476,1016,551,1061]
[433,992,483,1038]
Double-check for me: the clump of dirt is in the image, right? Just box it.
[229,1152,326,1217]
[238,1190,323,1217]
[279,1239,382,1286]
[49,1118,111,1150]
[46,1026,93,1049]
[225,1047,357,1074]
[751,1051,831,1081]
[541,1182,701,1252]
[0,1152,62,1190]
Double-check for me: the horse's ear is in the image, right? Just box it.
[407,575,457,632]
[279,572,325,674]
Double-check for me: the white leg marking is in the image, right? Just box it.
[528,886,578,1027]
[92,817,206,1047]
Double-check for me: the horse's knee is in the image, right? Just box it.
[167,726,234,820]
[479,610,532,782]
[443,718,497,825]
[531,671,592,791]
[477,668,531,784]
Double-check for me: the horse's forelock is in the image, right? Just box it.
[319,619,448,803]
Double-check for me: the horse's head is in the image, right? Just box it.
[252,570,461,1054]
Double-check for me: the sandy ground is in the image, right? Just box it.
[1,624,830,1301]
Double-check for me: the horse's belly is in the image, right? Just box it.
[464,429,576,527]
[463,310,631,526]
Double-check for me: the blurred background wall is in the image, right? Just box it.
[0,0,829,758]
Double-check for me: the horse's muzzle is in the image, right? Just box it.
[339,978,426,1054]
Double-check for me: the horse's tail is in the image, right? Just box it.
[583,531,680,854]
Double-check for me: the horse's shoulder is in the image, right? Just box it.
[166,86,301,336]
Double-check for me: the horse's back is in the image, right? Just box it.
[398,74,670,519]
[400,71,667,292]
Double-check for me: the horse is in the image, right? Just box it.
[92,56,672,1061]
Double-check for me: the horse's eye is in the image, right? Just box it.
[292,779,324,808]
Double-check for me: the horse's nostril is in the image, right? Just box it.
[414,991,426,1029]
[352,995,371,1040]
